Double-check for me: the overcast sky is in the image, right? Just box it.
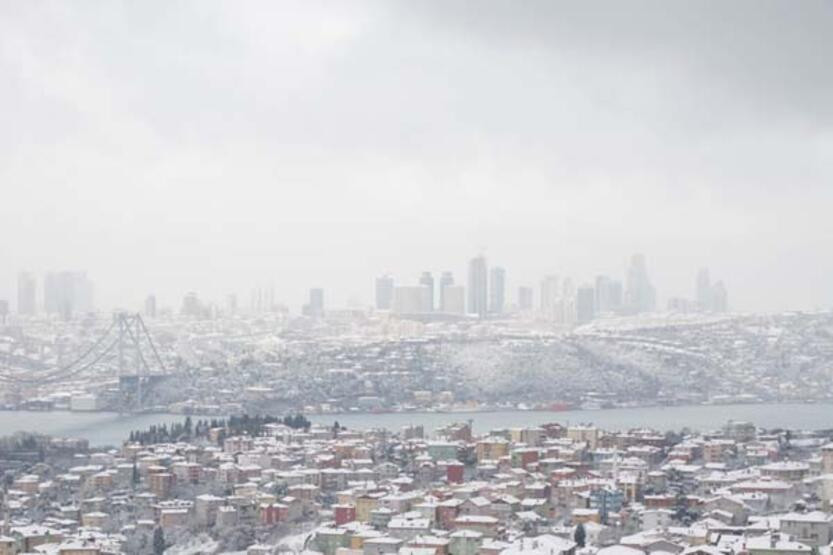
[2,0,832,313]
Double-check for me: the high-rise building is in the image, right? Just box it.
[608,280,623,310]
[144,295,157,318]
[392,285,432,315]
[712,281,728,312]
[375,275,394,310]
[419,272,434,312]
[181,292,202,318]
[0,300,8,325]
[489,266,505,315]
[303,288,324,318]
[594,275,611,313]
[439,272,454,311]
[625,254,656,313]
[694,268,728,313]
[17,272,36,315]
[576,285,596,324]
[560,278,576,325]
[441,285,465,314]
[518,286,533,311]
[467,255,488,318]
[696,268,712,311]
[595,275,623,315]
[44,271,94,320]
[250,285,276,313]
[540,275,560,321]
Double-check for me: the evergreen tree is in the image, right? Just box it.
[153,526,165,555]
[574,522,586,548]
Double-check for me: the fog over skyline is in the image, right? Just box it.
[2,1,832,313]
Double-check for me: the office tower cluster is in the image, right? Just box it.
[667,268,729,313]
[695,268,729,312]
[534,254,656,324]
[625,254,657,314]
[175,290,259,320]
[371,252,728,325]
[380,271,462,316]
[12,271,95,320]
[375,255,507,319]
[44,271,95,320]
[6,253,726,325]
[250,285,277,314]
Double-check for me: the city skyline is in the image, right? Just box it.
[5,252,733,319]
[2,2,833,314]
[4,253,747,315]
[1,2,833,551]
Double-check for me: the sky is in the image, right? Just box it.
[1,0,832,313]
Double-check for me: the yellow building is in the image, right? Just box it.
[356,494,380,522]
[476,440,509,462]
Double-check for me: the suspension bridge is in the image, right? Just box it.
[0,313,171,413]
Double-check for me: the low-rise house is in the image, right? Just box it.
[779,511,833,546]
[746,533,812,555]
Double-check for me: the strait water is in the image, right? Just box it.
[1,402,832,447]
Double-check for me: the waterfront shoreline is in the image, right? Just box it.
[2,401,832,447]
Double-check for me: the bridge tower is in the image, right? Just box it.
[115,312,165,413]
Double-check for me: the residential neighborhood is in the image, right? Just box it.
[3,418,833,554]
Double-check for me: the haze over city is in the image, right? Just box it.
[6,3,833,555]
[2,0,833,313]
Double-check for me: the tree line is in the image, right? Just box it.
[127,413,312,445]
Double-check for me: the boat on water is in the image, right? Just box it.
[543,402,572,412]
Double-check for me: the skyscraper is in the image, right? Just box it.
[304,288,324,318]
[696,268,712,311]
[181,292,202,317]
[595,275,623,315]
[560,277,576,325]
[595,275,611,313]
[441,285,466,314]
[467,255,488,318]
[439,271,454,312]
[392,285,432,315]
[144,295,157,318]
[489,266,505,315]
[375,275,394,310]
[712,281,728,312]
[540,275,560,321]
[17,272,36,315]
[419,272,435,312]
[576,285,596,324]
[608,280,623,310]
[518,286,533,311]
[44,271,94,320]
[625,254,656,313]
